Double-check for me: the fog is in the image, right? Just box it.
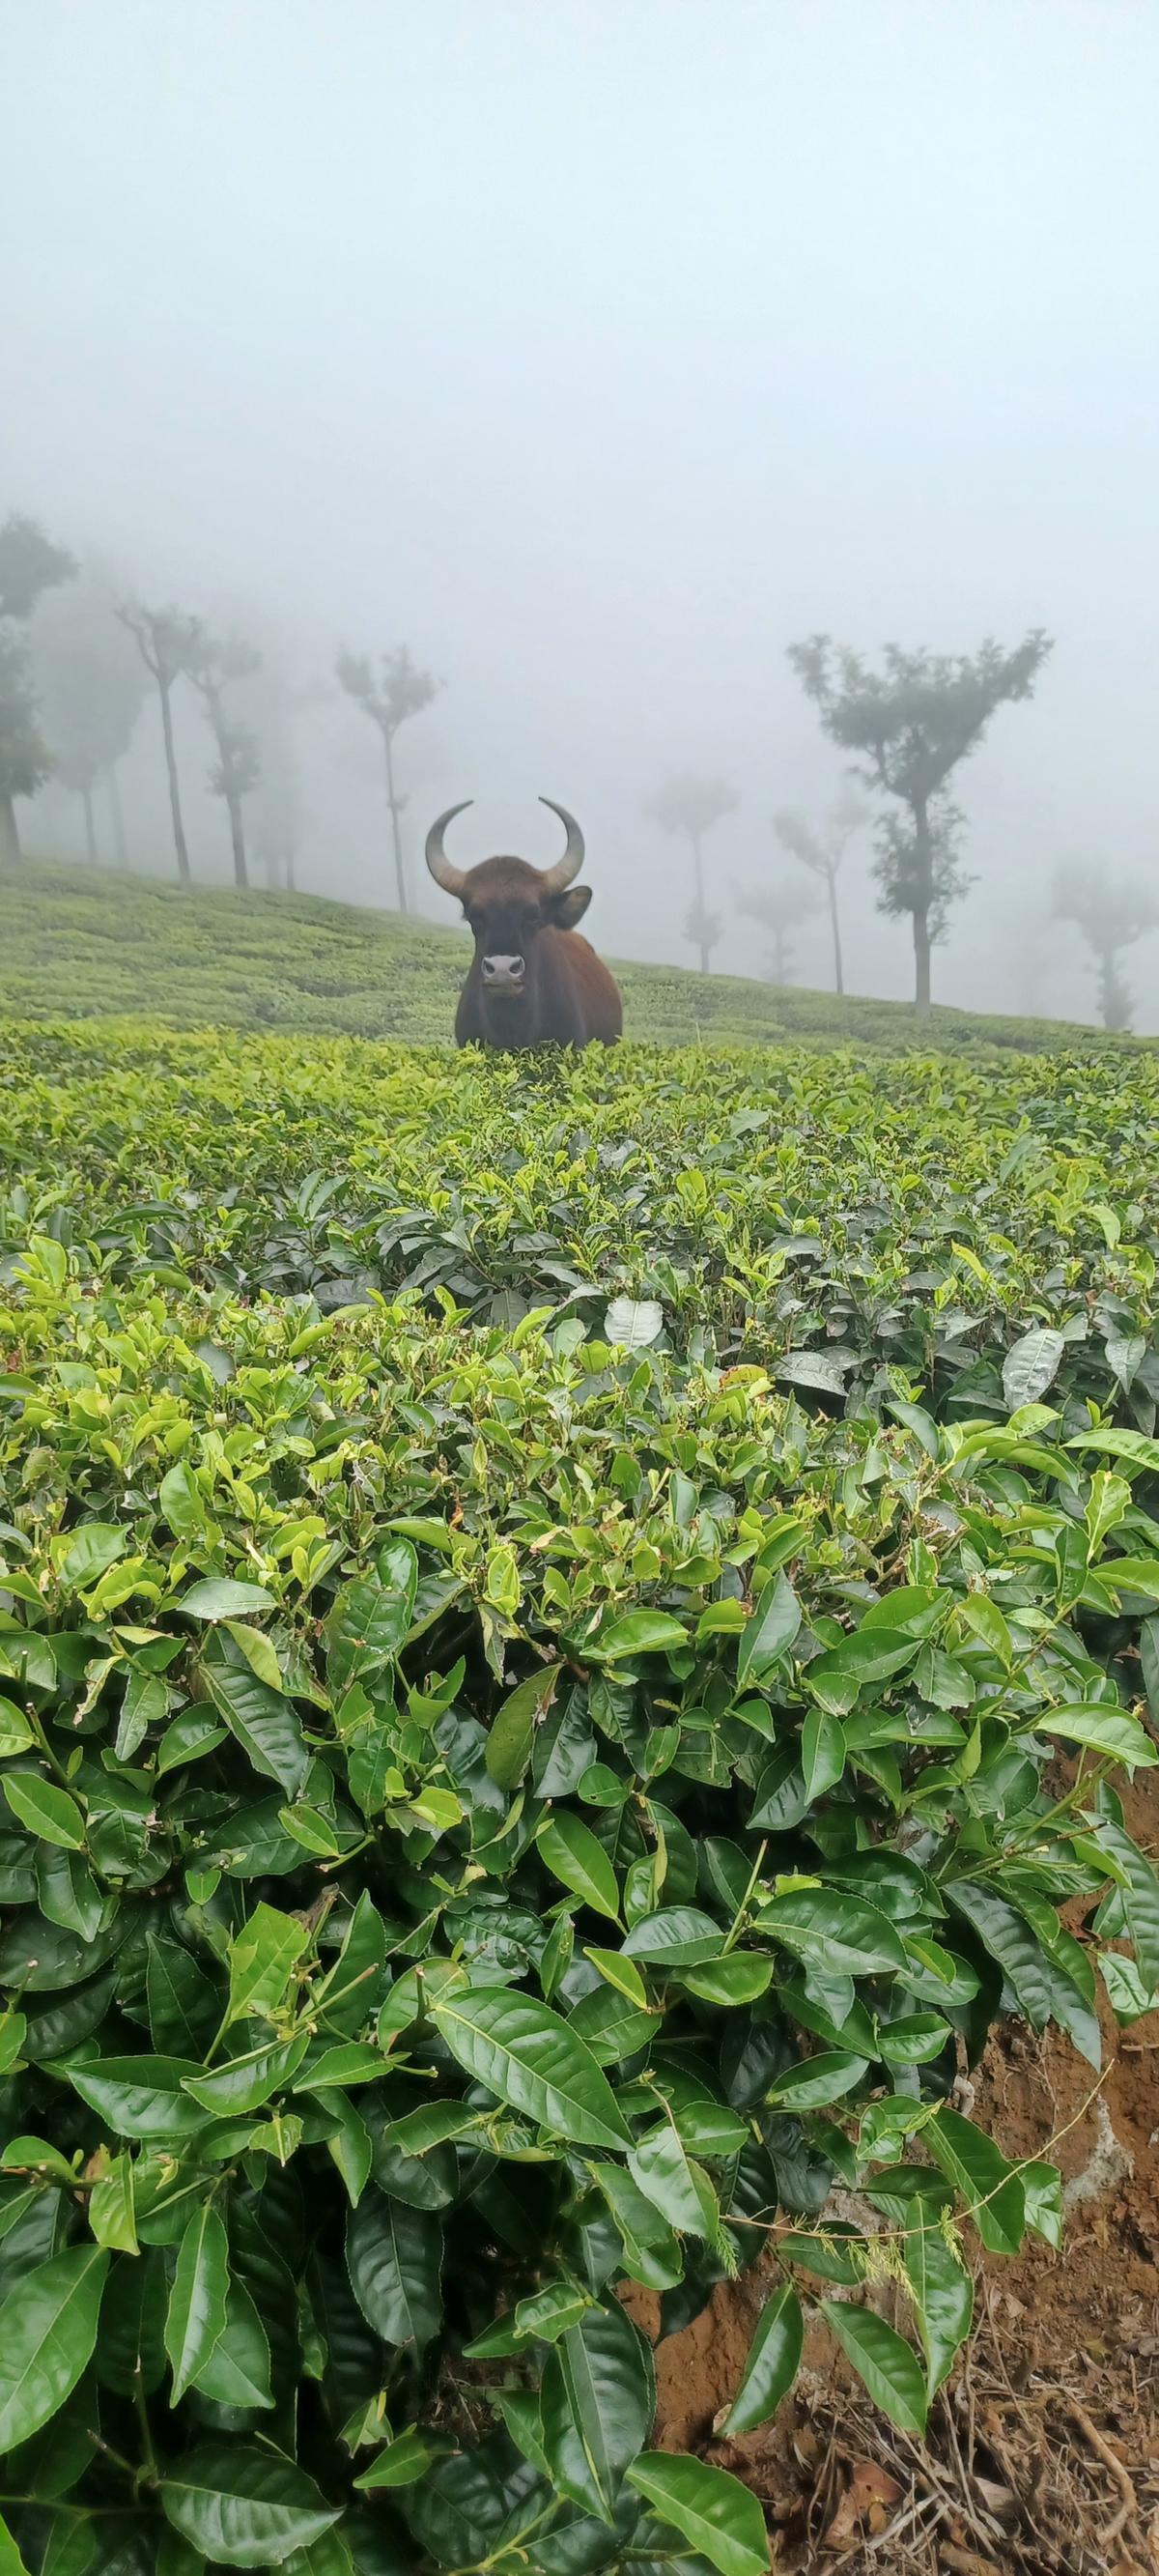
[6,0,1159,1024]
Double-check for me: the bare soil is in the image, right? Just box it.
[644,1773,1159,2573]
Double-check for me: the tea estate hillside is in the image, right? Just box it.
[0,860,1141,1052]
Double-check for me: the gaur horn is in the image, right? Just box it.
[425,801,472,893]
[539,798,585,892]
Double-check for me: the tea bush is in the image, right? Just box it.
[0,1018,1158,2576]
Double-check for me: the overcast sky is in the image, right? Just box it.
[7,0,1159,1021]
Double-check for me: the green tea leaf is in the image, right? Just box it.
[56,2056,212,2141]
[192,2279,273,2411]
[353,2426,435,2490]
[226,1903,308,2026]
[801,1706,846,1800]
[759,1887,908,1977]
[485,1663,563,1789]
[821,2304,928,2433]
[183,2033,309,2114]
[202,1634,307,1794]
[430,1987,632,2151]
[541,2299,655,2518]
[3,1775,86,1851]
[0,2247,109,2449]
[177,1580,276,1620]
[924,2108,1026,2255]
[737,1573,801,1683]
[1002,1328,1065,1411]
[1033,1704,1157,1768]
[627,2452,770,2576]
[537,1813,621,1922]
[765,2049,868,2110]
[59,1524,126,1589]
[159,2445,340,2566]
[903,2218,973,2395]
[0,1700,34,1759]
[590,1611,687,1661]
[347,2190,442,2349]
[164,2202,230,2405]
[723,2281,803,2435]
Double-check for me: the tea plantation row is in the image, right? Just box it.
[0,1016,1157,2576]
[1,862,1139,1053]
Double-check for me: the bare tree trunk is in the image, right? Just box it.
[689,829,707,973]
[912,796,932,1012]
[106,764,128,867]
[1096,949,1131,1031]
[0,793,21,865]
[382,729,408,912]
[826,866,844,994]
[157,675,191,883]
[226,791,248,888]
[285,839,296,893]
[80,784,99,865]
[913,908,931,1013]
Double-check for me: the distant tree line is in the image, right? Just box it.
[0,509,439,907]
[1,506,1155,1024]
[646,631,1158,1028]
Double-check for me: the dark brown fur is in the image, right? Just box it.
[450,857,622,1050]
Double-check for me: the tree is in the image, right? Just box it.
[0,515,75,620]
[117,603,201,884]
[1054,866,1159,1032]
[788,633,1053,1010]
[0,631,51,866]
[683,898,725,976]
[336,644,438,912]
[249,661,328,892]
[33,574,146,864]
[646,776,739,974]
[186,632,262,888]
[0,512,74,863]
[772,792,869,995]
[735,873,820,985]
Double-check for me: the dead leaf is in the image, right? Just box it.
[823,2455,903,2547]
[973,2476,1016,2519]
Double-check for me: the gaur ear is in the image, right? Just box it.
[547,884,591,929]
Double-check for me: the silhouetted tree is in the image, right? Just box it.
[0,516,75,620]
[735,873,821,986]
[683,899,725,976]
[106,766,129,868]
[788,633,1053,1010]
[186,632,262,888]
[250,666,328,891]
[336,644,438,912]
[0,633,51,868]
[1054,866,1159,1032]
[117,603,201,883]
[772,791,869,995]
[0,513,74,862]
[34,573,146,864]
[646,776,738,974]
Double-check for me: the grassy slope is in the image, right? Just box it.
[1,858,1137,1053]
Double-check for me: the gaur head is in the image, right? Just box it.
[424,800,591,1011]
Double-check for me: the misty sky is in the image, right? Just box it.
[7,0,1159,1023]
